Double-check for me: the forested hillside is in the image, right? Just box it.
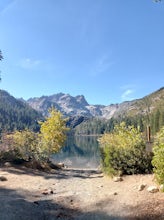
[0,87,163,136]
[74,111,164,136]
[74,88,164,136]
[0,90,43,132]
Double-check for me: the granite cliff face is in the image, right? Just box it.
[27,87,164,120]
[27,93,120,119]
[27,93,91,117]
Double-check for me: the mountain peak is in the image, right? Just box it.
[27,88,164,119]
[75,95,89,106]
[27,93,91,117]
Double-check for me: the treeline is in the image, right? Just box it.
[0,90,43,132]
[0,88,163,137]
[150,108,164,134]
[74,108,164,137]
[74,117,143,135]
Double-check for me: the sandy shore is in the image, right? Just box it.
[0,165,164,220]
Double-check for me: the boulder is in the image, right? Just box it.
[113,176,123,182]
[57,162,65,168]
[159,184,164,191]
[0,176,7,181]
[147,186,159,193]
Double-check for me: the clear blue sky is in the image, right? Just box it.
[0,0,164,105]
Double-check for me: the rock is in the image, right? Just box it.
[0,176,7,181]
[113,176,123,182]
[42,189,49,195]
[147,186,159,193]
[48,161,64,169]
[4,162,12,167]
[42,188,54,195]
[57,162,65,168]
[113,192,118,195]
[33,201,39,205]
[98,185,103,188]
[138,184,146,191]
[50,189,54,194]
[159,184,164,191]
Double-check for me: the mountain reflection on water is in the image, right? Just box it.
[52,136,100,169]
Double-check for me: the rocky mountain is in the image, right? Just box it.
[27,93,116,118]
[27,87,164,120]
[27,93,90,116]
[0,87,163,133]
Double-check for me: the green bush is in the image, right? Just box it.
[0,133,22,163]
[99,122,153,176]
[0,108,69,166]
[152,126,164,187]
[12,129,41,161]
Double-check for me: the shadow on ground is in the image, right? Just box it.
[0,165,164,220]
[0,186,163,220]
[0,164,103,180]
[0,186,79,220]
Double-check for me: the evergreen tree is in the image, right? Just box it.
[154,109,160,133]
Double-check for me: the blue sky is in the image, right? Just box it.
[0,0,164,105]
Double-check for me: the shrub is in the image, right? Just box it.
[99,122,153,176]
[0,132,22,163]
[152,126,164,186]
[39,108,69,160]
[0,108,69,166]
[12,129,41,161]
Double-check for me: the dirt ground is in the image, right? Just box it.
[0,164,164,220]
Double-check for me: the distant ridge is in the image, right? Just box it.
[0,88,163,132]
[27,87,164,119]
[0,90,43,131]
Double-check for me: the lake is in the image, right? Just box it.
[52,135,101,169]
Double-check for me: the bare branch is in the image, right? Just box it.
[0,50,3,61]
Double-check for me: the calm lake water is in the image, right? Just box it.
[52,136,101,169]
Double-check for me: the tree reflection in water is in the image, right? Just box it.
[52,135,100,168]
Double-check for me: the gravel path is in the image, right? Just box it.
[0,165,164,220]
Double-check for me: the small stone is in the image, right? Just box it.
[42,190,49,195]
[0,176,7,181]
[57,162,65,168]
[34,201,39,205]
[42,192,48,195]
[159,184,164,191]
[4,162,12,167]
[50,189,54,194]
[113,176,123,182]
[138,184,146,191]
[42,188,54,195]
[147,186,159,193]
[133,185,137,190]
[113,192,118,195]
